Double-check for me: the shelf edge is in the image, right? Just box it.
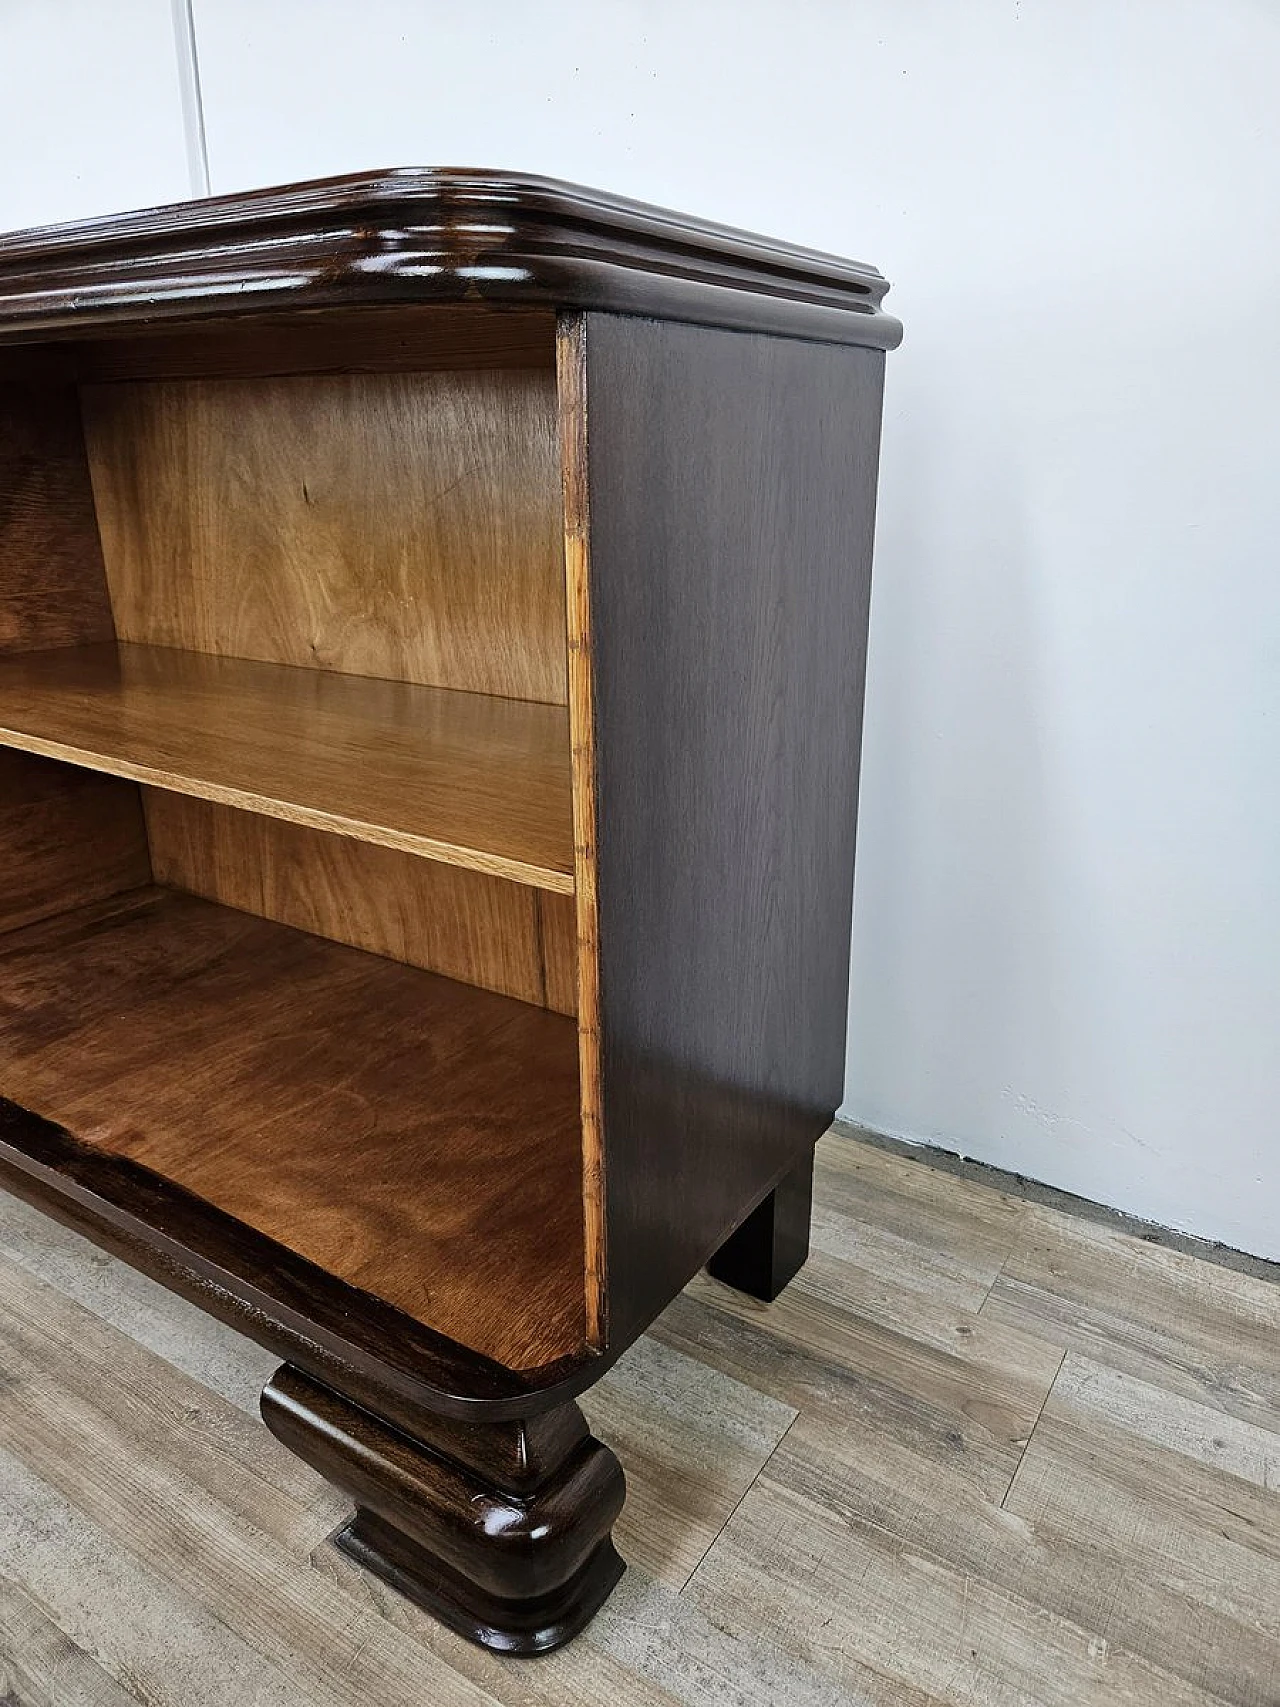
[0,727,575,895]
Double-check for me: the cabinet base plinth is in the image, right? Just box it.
[707,1145,816,1302]
[260,1363,626,1655]
[336,1509,625,1655]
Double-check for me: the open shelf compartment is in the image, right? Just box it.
[0,640,574,892]
[0,301,595,1381]
[0,884,586,1372]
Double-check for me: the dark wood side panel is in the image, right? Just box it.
[581,314,886,1349]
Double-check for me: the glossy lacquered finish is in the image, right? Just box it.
[0,169,902,351]
[260,1364,625,1655]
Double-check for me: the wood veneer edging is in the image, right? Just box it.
[0,169,902,351]
[0,1099,619,1424]
[558,313,606,1351]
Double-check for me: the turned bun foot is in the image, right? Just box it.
[261,1365,626,1655]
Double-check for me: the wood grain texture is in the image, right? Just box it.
[0,642,574,891]
[981,1203,1280,1435]
[582,315,886,1350]
[0,169,902,352]
[5,1125,1278,1705]
[0,381,115,655]
[74,304,555,382]
[143,792,577,1013]
[557,314,606,1349]
[658,1267,1064,1509]
[577,1333,796,1591]
[0,1099,599,1424]
[706,1148,815,1304]
[0,749,151,935]
[686,1471,1234,1707]
[0,1259,517,1707]
[0,886,585,1371]
[537,891,580,1019]
[0,1575,144,1707]
[0,1245,653,1707]
[82,365,567,704]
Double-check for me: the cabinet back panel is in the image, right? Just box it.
[0,380,115,655]
[144,791,577,1014]
[0,383,153,934]
[0,750,151,936]
[81,366,567,704]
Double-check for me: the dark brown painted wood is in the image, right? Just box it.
[707,1147,817,1302]
[260,1364,625,1654]
[579,313,885,1351]
[0,887,586,1371]
[0,170,901,352]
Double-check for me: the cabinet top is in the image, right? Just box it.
[0,168,902,350]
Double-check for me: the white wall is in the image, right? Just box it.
[5,2,1279,1255]
[0,0,191,231]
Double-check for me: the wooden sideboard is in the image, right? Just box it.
[0,170,900,1653]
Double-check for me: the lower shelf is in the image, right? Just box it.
[0,886,587,1374]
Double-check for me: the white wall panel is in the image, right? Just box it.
[0,0,192,232]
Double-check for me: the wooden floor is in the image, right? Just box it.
[2,1126,1278,1706]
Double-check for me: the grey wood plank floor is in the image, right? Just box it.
[2,1127,1278,1706]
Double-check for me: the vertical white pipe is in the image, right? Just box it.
[170,0,210,196]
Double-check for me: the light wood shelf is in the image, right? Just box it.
[0,885,586,1370]
[0,641,574,893]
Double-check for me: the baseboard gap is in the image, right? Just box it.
[830,1118,1280,1290]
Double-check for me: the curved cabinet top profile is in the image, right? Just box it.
[0,167,903,350]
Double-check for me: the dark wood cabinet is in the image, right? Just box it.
[0,170,899,1652]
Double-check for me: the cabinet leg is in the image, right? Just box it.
[707,1146,815,1301]
[260,1365,625,1655]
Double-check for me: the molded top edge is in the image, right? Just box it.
[0,168,902,349]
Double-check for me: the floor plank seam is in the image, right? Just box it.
[672,1412,800,1596]
[974,1238,1021,1318]
[999,1346,1067,1512]
[10,1157,1280,1703]
[975,1235,1028,1320]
